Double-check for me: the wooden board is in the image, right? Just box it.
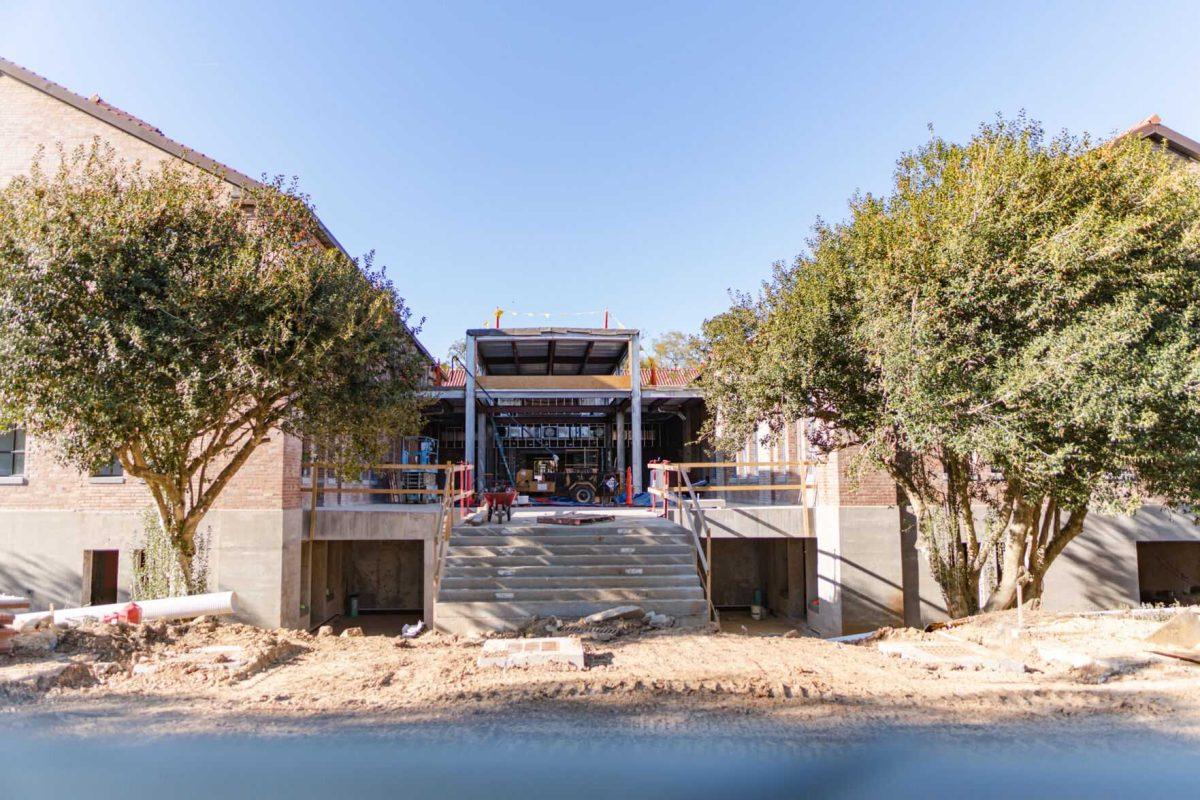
[1149,648,1200,666]
[0,595,29,611]
[477,375,631,391]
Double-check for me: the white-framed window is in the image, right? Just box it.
[0,427,26,477]
[89,455,124,483]
[92,458,124,478]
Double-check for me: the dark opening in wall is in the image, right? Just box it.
[346,540,425,612]
[1137,541,1200,606]
[710,538,807,620]
[83,549,119,606]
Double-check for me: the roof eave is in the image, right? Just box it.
[1123,117,1200,162]
[0,55,433,364]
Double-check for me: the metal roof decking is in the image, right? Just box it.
[469,328,636,377]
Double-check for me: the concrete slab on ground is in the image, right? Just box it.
[0,658,79,690]
[721,609,807,637]
[878,635,1025,672]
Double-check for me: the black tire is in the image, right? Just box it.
[487,506,495,523]
[571,484,597,504]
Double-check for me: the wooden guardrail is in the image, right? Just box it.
[300,461,474,626]
[647,459,819,625]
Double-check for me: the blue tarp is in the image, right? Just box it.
[615,491,653,507]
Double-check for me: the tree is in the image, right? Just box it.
[445,338,466,369]
[644,330,704,370]
[701,117,1200,618]
[0,142,427,590]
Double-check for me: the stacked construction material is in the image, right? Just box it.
[0,594,30,654]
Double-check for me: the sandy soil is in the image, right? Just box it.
[3,610,1200,751]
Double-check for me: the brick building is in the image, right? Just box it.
[2,56,1199,635]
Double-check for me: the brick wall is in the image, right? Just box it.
[0,70,306,516]
[777,421,896,508]
[836,444,898,506]
[0,74,184,184]
[0,430,296,512]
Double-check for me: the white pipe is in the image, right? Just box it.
[13,591,236,631]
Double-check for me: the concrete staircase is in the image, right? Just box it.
[433,517,710,636]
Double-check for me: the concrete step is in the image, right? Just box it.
[449,533,693,548]
[447,543,695,558]
[435,517,708,635]
[454,524,688,538]
[434,598,710,629]
[440,574,700,590]
[443,553,696,568]
[443,563,697,577]
[437,586,705,603]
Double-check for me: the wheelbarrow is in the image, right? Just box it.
[484,487,518,523]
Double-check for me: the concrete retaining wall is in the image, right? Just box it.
[1043,505,1200,612]
[0,507,301,628]
[901,504,1200,626]
[702,506,809,539]
[702,504,903,636]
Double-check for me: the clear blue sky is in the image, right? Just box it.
[2,1,1197,358]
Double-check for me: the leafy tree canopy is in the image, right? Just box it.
[645,330,704,370]
[701,117,1200,617]
[0,142,427,587]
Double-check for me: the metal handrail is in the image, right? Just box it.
[676,468,715,623]
[431,464,474,608]
[649,462,715,623]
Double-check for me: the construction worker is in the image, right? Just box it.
[603,473,619,506]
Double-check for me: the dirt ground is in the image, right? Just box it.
[4,609,1200,753]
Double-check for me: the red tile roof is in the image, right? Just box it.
[435,367,467,388]
[641,366,701,387]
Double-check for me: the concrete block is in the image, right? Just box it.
[477,637,585,669]
[580,606,648,623]
[1145,610,1200,649]
[878,635,1025,672]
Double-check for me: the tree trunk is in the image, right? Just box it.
[984,497,1039,612]
[897,473,983,620]
[169,518,199,596]
[941,580,976,620]
[928,515,982,619]
[1027,506,1088,602]
[174,546,197,595]
[984,500,1088,612]
[121,420,273,598]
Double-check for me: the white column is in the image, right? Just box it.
[630,333,643,492]
[464,334,477,491]
[616,410,626,478]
